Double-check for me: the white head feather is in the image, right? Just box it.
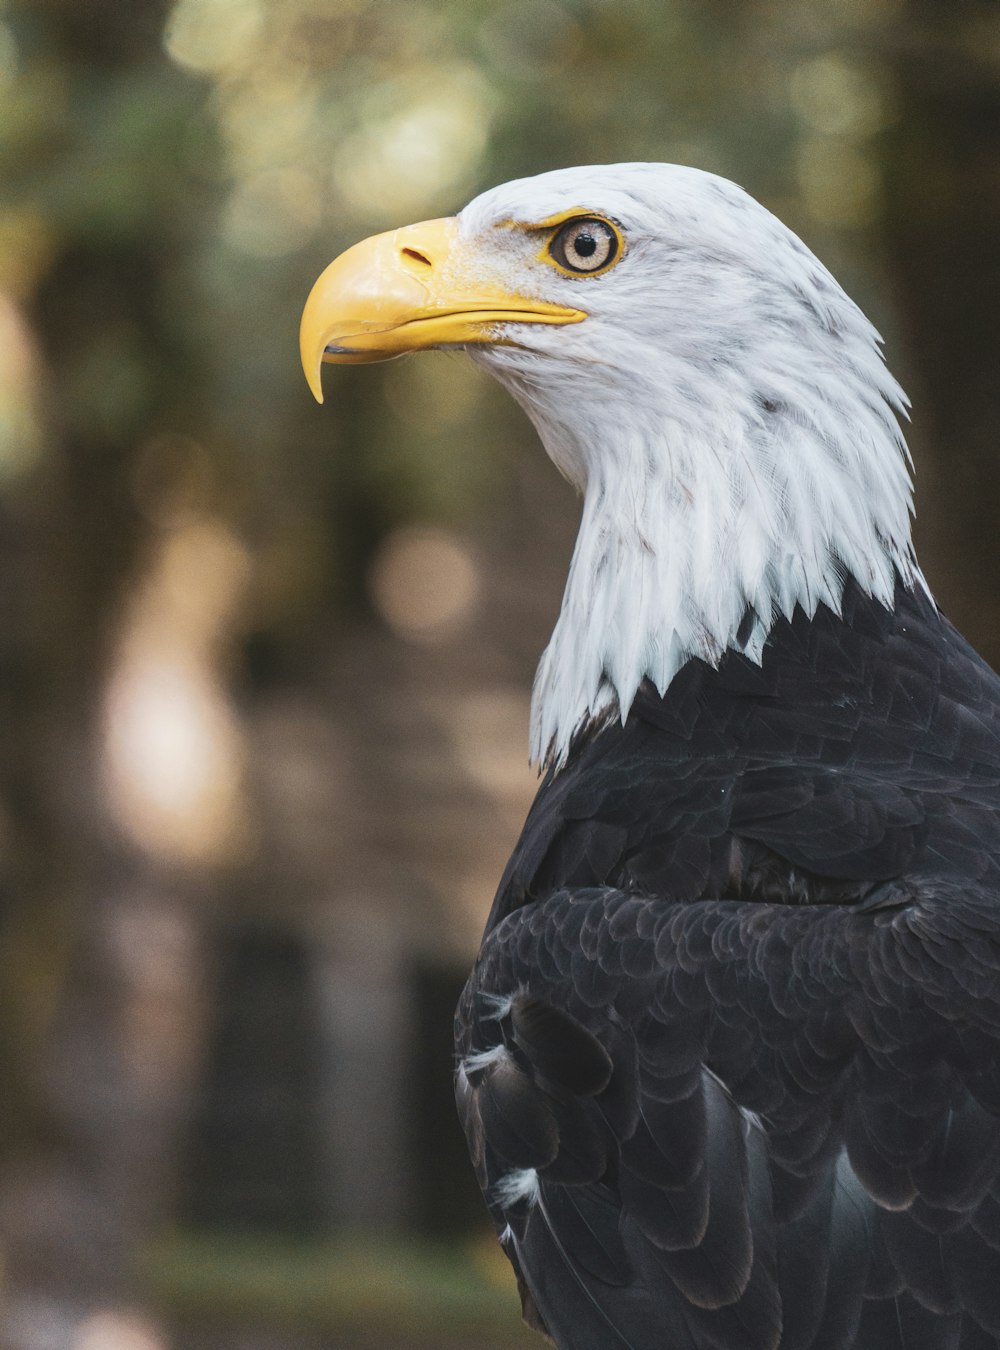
[457,164,922,767]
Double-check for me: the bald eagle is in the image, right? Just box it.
[301,165,1000,1350]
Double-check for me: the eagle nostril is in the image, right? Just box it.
[402,247,432,267]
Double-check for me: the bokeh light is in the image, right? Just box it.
[0,296,42,481]
[369,525,481,643]
[789,54,897,138]
[164,0,266,76]
[102,521,251,865]
[333,66,494,217]
[74,1310,167,1350]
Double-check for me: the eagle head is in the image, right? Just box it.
[301,164,921,767]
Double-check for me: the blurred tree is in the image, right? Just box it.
[0,0,226,1340]
[880,0,1000,658]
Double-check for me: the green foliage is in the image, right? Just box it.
[1,0,915,635]
[147,1229,539,1346]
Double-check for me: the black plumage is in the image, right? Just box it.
[456,576,1000,1348]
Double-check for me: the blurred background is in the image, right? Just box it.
[1,0,999,1346]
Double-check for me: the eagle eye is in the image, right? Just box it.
[547,217,621,276]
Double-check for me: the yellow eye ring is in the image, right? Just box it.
[539,213,624,278]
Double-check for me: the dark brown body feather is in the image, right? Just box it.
[456,577,1000,1349]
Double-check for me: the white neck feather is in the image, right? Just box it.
[528,390,920,767]
[485,296,921,769]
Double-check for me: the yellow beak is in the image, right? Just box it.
[299,217,586,404]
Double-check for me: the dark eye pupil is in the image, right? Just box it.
[574,233,597,257]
